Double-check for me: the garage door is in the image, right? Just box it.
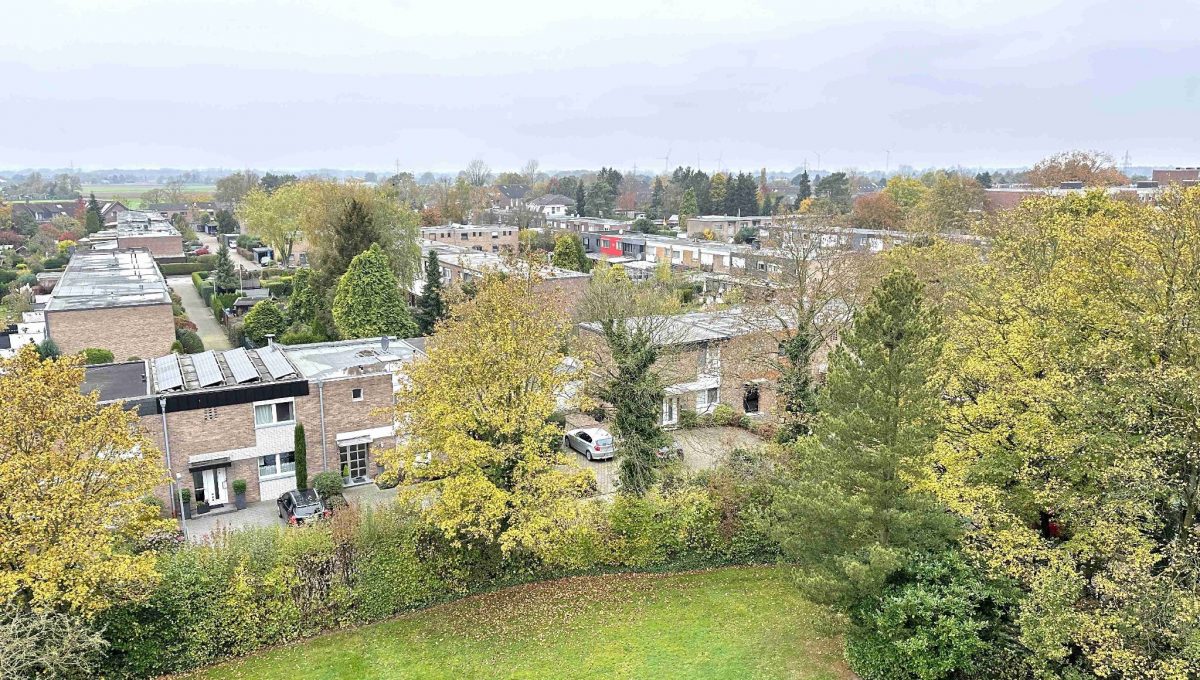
[259,476,297,503]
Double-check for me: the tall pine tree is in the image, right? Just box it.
[769,268,956,612]
[85,193,103,234]
[415,249,446,336]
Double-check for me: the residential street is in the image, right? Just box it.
[199,232,261,270]
[167,275,232,351]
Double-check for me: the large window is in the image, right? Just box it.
[254,400,294,427]
[339,443,369,483]
[662,397,679,425]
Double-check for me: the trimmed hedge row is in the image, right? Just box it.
[96,483,776,678]
[159,262,210,275]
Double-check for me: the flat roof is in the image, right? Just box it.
[580,307,788,346]
[280,337,423,381]
[82,361,150,401]
[45,249,171,311]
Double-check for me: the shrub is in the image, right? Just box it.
[179,487,191,504]
[174,316,198,332]
[243,300,287,345]
[175,328,204,354]
[81,348,115,364]
[711,403,736,426]
[679,408,699,429]
[263,276,293,297]
[195,254,217,268]
[170,340,184,354]
[311,471,344,499]
[231,479,247,495]
[36,338,59,359]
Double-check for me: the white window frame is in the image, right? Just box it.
[253,398,295,428]
[258,450,297,479]
[352,387,364,402]
[662,396,679,425]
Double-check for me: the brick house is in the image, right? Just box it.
[412,242,592,314]
[85,210,185,258]
[44,249,177,360]
[84,337,424,516]
[684,215,774,242]
[578,308,787,427]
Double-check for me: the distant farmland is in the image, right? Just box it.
[82,183,216,206]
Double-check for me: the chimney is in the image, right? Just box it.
[265,333,275,347]
[381,336,390,352]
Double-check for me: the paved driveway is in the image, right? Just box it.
[167,275,231,351]
[183,483,398,542]
[563,426,764,496]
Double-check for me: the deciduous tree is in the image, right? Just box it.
[852,192,901,230]
[0,347,168,614]
[1026,149,1128,187]
[383,274,593,556]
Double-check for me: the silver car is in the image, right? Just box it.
[564,427,616,461]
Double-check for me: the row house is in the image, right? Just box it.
[411,241,592,314]
[578,307,787,427]
[684,215,775,242]
[84,337,423,515]
[420,224,519,253]
[45,249,177,361]
[642,235,740,274]
[84,210,185,259]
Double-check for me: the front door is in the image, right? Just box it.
[203,467,229,505]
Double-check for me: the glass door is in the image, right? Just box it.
[339,443,369,483]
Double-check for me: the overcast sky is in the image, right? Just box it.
[4,0,1198,173]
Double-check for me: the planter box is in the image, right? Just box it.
[234,492,246,510]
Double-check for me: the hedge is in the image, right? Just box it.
[159,262,210,275]
[96,481,777,678]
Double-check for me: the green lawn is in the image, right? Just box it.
[189,566,850,680]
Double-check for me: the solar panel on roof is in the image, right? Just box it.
[153,354,183,391]
[224,348,259,384]
[258,347,296,380]
[192,351,224,387]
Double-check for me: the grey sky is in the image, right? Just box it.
[4,0,1198,172]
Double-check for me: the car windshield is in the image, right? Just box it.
[597,438,613,447]
[291,490,322,515]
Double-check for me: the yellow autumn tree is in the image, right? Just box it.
[0,346,169,614]
[383,272,594,559]
[931,188,1200,678]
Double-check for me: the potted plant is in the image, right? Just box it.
[178,487,192,520]
[232,479,247,510]
[196,499,210,515]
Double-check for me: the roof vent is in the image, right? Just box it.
[381,336,390,352]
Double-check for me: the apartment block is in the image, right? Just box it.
[421,224,519,253]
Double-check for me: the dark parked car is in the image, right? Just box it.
[277,488,329,525]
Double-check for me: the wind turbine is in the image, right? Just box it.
[658,146,672,175]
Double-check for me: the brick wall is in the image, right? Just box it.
[47,303,176,360]
[117,235,184,258]
[143,372,397,508]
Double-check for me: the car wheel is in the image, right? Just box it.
[585,450,592,462]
